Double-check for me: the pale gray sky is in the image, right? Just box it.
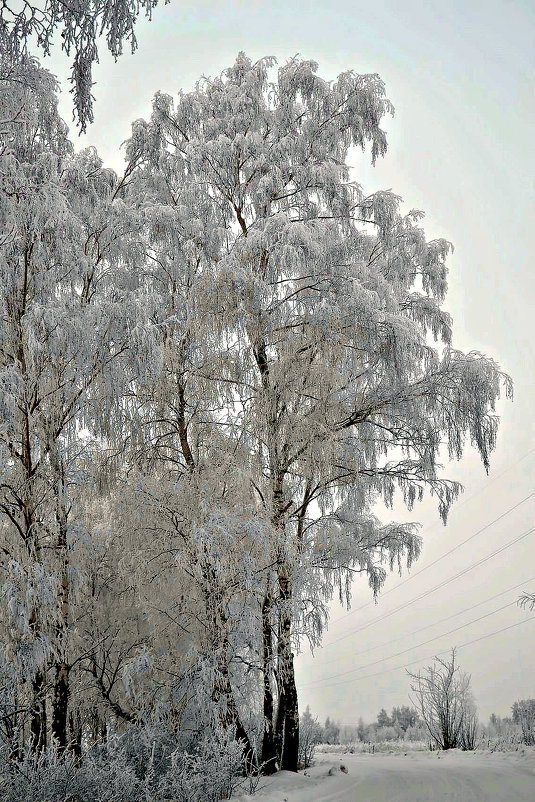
[42,0,534,724]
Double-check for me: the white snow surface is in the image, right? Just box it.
[231,749,535,801]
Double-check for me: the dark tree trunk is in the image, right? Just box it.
[275,652,299,770]
[260,591,277,774]
[50,440,71,753]
[30,669,47,752]
[90,707,109,744]
[52,661,69,750]
[68,709,82,757]
[274,569,299,772]
[5,688,22,761]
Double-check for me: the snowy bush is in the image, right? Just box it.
[375,726,399,742]
[408,649,478,750]
[485,732,525,751]
[512,699,535,746]
[404,724,428,742]
[156,726,244,802]
[298,707,323,768]
[459,700,479,751]
[0,741,139,802]
[0,723,244,802]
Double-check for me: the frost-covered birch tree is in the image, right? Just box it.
[0,50,146,753]
[126,53,510,772]
[108,150,275,766]
[0,46,511,788]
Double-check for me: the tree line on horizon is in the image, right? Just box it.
[301,704,424,744]
[300,685,535,768]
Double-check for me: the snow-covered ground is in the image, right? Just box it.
[231,748,535,801]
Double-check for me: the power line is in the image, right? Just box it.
[331,451,535,626]
[298,616,535,691]
[322,524,535,648]
[377,491,535,598]
[323,525,535,647]
[301,600,518,687]
[304,575,535,669]
[331,486,535,626]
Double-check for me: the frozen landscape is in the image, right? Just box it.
[1,2,533,800]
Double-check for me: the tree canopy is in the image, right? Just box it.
[0,47,511,789]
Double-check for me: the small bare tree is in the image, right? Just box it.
[518,592,535,611]
[298,707,323,769]
[408,648,477,750]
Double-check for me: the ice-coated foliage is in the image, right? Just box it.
[0,46,511,786]
[0,722,243,801]
[1,1,167,131]
[129,51,509,571]
[124,52,509,770]
[518,592,535,612]
[0,48,152,754]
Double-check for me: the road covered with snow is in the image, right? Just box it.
[232,748,535,801]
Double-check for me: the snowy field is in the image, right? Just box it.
[232,749,535,801]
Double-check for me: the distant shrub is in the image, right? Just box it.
[404,724,428,742]
[484,732,525,751]
[375,726,399,742]
[459,701,479,751]
[316,739,428,755]
[299,706,323,768]
[512,700,535,746]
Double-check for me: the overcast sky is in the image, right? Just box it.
[41,0,535,724]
